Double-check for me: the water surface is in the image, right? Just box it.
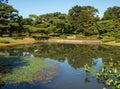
[0,43,120,89]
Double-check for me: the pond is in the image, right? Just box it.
[0,43,120,89]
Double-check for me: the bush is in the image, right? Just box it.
[67,35,76,39]
[32,35,50,40]
[60,35,67,38]
[102,36,115,42]
[0,39,10,44]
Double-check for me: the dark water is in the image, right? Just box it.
[0,43,120,89]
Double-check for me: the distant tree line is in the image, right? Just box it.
[0,3,120,40]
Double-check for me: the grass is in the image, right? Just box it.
[115,39,120,43]
[75,34,98,40]
[0,38,14,43]
[1,57,58,84]
[0,37,37,47]
[102,36,115,42]
[101,36,120,46]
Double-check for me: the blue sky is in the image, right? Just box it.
[9,0,120,18]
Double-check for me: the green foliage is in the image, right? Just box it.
[102,36,115,42]
[0,3,19,37]
[0,4,120,41]
[84,64,91,73]
[84,59,120,89]
[0,39,10,43]
[59,34,67,38]
[32,34,50,40]
[97,60,120,89]
[103,6,120,20]
[0,38,16,43]
[68,5,99,34]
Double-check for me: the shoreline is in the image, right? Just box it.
[102,41,120,46]
[0,38,120,47]
[0,38,38,47]
[46,39,102,45]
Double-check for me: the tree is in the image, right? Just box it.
[0,3,19,37]
[28,14,39,26]
[68,5,99,34]
[33,12,69,35]
[103,6,120,20]
[91,20,118,39]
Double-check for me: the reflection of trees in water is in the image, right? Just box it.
[39,44,120,68]
[2,81,51,89]
[0,56,28,86]
[0,43,120,69]
[0,57,28,73]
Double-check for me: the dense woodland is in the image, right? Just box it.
[0,2,120,41]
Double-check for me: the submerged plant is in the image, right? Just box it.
[0,57,58,84]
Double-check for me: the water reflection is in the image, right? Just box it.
[2,81,52,89]
[44,58,107,89]
[0,43,119,89]
[1,43,120,68]
[0,56,28,73]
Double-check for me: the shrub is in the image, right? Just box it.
[0,39,10,44]
[102,36,115,42]
[60,35,67,38]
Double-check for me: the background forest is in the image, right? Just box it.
[0,2,120,42]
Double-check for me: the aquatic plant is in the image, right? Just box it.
[0,57,58,84]
[84,58,120,89]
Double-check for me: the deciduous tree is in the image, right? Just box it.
[103,6,120,20]
[68,5,99,34]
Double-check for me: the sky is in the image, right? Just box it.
[9,0,120,18]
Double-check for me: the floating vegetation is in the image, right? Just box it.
[0,57,58,84]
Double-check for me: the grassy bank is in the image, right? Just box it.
[103,41,120,46]
[0,37,38,47]
[0,37,120,47]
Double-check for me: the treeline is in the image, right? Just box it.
[0,3,120,41]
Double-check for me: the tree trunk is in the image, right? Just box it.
[9,28,12,37]
[0,29,3,37]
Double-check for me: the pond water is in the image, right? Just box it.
[0,43,120,89]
